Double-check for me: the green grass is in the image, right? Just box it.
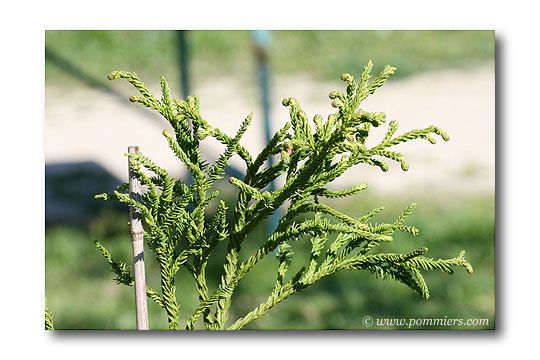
[45,30,494,89]
[45,191,494,330]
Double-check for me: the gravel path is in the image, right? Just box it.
[45,65,494,196]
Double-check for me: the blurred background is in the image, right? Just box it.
[45,30,494,330]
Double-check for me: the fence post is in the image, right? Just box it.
[128,145,149,330]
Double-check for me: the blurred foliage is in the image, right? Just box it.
[45,30,494,88]
[45,191,494,330]
[269,30,494,80]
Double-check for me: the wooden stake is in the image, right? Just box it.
[128,146,149,330]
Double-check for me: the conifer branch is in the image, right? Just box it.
[96,62,473,330]
[45,297,54,330]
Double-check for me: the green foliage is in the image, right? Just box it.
[95,62,473,330]
[45,297,54,330]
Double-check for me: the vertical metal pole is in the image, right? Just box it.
[128,146,149,330]
[252,31,274,185]
[177,30,191,100]
[252,30,280,234]
[177,30,193,187]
